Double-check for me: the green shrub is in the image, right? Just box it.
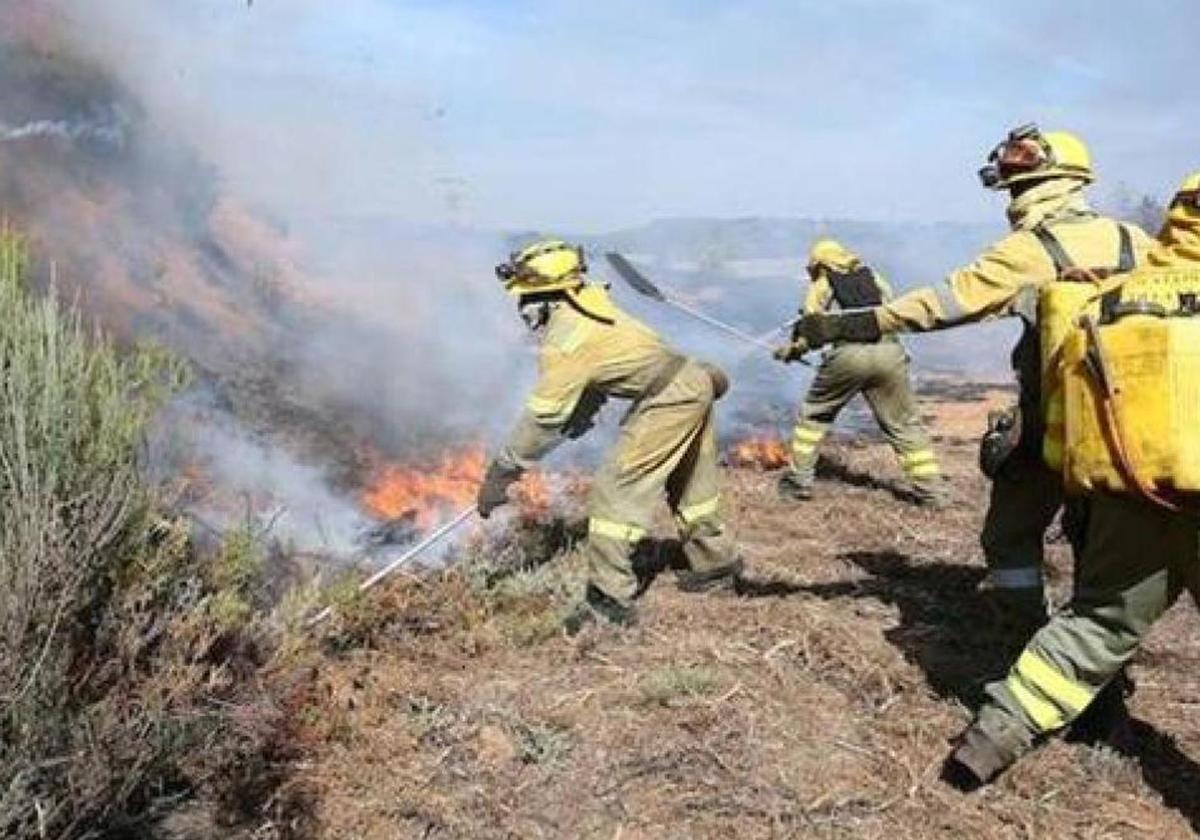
[0,230,304,838]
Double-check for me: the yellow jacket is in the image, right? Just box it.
[499,287,684,467]
[875,180,1157,334]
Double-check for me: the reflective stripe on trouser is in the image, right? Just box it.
[586,362,736,603]
[898,448,940,481]
[789,343,936,484]
[978,493,1200,744]
[789,421,828,477]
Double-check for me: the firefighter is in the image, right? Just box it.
[1153,171,1200,265]
[939,171,1200,788]
[773,238,946,507]
[477,238,743,631]
[796,125,1156,632]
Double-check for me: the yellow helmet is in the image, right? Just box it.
[807,238,859,273]
[495,238,586,296]
[978,124,1095,191]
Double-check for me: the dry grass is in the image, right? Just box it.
[295,385,1200,839]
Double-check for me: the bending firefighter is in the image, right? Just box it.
[939,172,1200,788]
[797,125,1155,631]
[774,239,945,507]
[477,239,743,630]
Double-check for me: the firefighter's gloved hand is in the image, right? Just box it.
[476,460,522,518]
[772,339,809,363]
[798,310,882,349]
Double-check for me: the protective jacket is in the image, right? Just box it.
[873,179,1156,439]
[498,287,683,470]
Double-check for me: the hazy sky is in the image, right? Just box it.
[71,0,1199,232]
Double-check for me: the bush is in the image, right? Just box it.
[0,231,307,838]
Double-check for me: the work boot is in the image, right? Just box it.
[941,725,1018,792]
[563,584,637,635]
[676,557,745,594]
[1065,670,1134,745]
[777,472,814,501]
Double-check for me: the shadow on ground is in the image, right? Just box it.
[815,456,929,506]
[790,549,1200,830]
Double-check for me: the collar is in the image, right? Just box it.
[1006,178,1094,232]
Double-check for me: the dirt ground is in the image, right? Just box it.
[290,382,1200,839]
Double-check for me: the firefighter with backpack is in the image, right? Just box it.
[795,125,1157,635]
[773,239,946,507]
[938,170,1200,787]
[794,131,1200,785]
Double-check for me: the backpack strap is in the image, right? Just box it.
[1032,225,1076,276]
[1115,223,1135,273]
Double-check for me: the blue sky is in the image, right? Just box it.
[76,0,1199,231]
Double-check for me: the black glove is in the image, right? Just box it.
[798,310,882,349]
[772,339,809,363]
[476,460,522,518]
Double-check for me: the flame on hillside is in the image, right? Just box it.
[360,446,553,528]
[726,435,790,470]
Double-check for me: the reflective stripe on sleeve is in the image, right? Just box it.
[679,496,719,525]
[987,567,1042,590]
[1015,650,1094,714]
[588,517,647,543]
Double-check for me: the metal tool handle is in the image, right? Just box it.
[306,506,476,628]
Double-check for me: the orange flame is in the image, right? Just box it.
[361,447,486,528]
[726,435,790,470]
[359,446,555,527]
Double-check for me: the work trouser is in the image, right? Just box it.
[787,342,940,490]
[979,450,1063,625]
[585,361,737,605]
[976,494,1200,755]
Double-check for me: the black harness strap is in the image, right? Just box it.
[1032,225,1076,273]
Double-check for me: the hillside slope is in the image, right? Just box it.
[225,388,1200,839]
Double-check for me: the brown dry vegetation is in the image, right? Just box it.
[274,382,1200,839]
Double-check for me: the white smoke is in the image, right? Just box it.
[0,112,128,145]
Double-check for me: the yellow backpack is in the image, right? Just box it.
[1040,259,1200,504]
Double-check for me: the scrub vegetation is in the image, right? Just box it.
[5,224,1199,837]
[0,231,319,839]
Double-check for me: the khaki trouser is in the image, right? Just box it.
[787,342,940,489]
[585,361,737,604]
[976,494,1200,754]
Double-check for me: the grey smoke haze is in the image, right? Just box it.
[2,1,1186,553]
